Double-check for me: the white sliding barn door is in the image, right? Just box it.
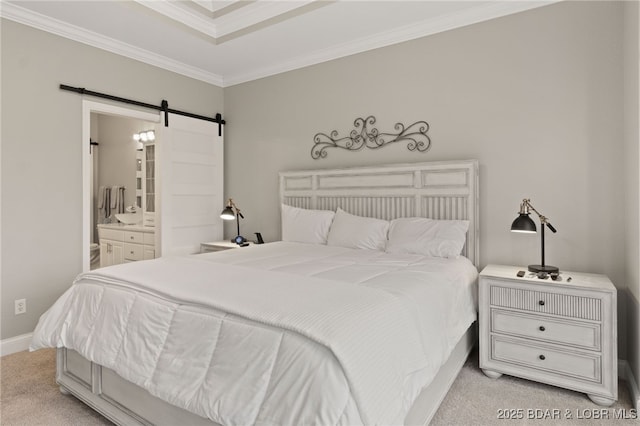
[156,113,224,256]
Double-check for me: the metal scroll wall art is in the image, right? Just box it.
[311,116,431,159]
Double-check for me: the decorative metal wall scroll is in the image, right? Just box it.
[311,116,431,159]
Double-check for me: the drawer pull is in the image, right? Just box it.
[539,354,546,361]
[539,326,546,332]
[130,236,135,240]
[130,251,134,254]
[538,300,545,306]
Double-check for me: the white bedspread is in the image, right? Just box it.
[31,242,477,425]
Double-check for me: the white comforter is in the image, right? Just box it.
[31,242,477,425]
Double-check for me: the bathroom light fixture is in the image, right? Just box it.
[511,198,558,273]
[133,130,155,143]
[220,198,246,244]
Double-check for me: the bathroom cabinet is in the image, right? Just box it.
[100,239,124,267]
[142,143,155,227]
[98,224,155,268]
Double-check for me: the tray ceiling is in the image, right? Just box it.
[1,1,557,87]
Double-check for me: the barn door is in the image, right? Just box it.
[155,113,224,256]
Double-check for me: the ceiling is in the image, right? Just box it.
[1,1,557,87]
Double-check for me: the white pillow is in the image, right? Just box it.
[386,217,469,258]
[281,204,335,244]
[326,208,389,250]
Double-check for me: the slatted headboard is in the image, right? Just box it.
[279,160,480,267]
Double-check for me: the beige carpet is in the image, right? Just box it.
[0,348,635,425]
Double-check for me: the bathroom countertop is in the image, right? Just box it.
[97,223,155,233]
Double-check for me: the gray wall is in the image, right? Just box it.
[0,19,224,339]
[224,1,628,354]
[623,0,640,396]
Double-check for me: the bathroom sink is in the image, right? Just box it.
[115,212,142,225]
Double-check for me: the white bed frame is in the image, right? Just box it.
[279,160,479,266]
[56,159,480,426]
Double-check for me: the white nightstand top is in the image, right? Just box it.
[480,264,615,292]
[201,241,253,250]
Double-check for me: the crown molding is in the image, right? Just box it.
[213,0,315,37]
[0,1,224,87]
[223,1,559,86]
[136,0,316,39]
[2,1,558,88]
[134,0,220,38]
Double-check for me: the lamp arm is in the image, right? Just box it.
[521,199,557,233]
[226,198,244,238]
[225,198,244,218]
[226,199,243,218]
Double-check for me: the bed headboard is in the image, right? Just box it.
[279,160,480,267]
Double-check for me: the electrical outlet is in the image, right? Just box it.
[15,299,26,315]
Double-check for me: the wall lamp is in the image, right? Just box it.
[220,198,246,245]
[511,198,558,273]
[133,130,155,143]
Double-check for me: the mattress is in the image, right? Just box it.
[31,242,478,425]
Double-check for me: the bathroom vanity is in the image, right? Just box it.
[97,224,155,268]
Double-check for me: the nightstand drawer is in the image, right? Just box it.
[489,283,601,321]
[492,336,601,383]
[491,309,600,350]
[201,244,232,253]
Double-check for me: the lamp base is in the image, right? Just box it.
[528,264,559,273]
[231,235,247,245]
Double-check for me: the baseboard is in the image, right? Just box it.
[619,359,640,410]
[0,332,33,356]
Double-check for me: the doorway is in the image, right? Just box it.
[82,101,160,272]
[90,113,158,269]
[82,101,225,272]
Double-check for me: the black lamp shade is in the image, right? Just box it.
[511,214,537,233]
[220,206,235,220]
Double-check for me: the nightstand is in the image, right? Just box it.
[200,241,253,253]
[479,264,617,406]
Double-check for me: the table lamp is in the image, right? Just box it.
[511,198,558,273]
[220,198,246,244]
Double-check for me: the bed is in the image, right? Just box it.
[30,159,480,425]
